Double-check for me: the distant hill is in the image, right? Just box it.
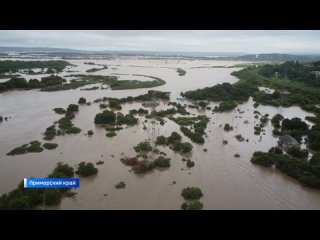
[0,47,246,57]
[1,47,320,62]
[0,46,90,53]
[234,53,320,62]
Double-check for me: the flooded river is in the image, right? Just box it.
[0,58,320,209]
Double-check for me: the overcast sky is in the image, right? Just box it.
[0,30,320,54]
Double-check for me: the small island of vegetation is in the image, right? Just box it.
[76,162,98,177]
[177,68,186,76]
[0,162,75,209]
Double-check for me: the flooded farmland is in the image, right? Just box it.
[1,58,320,209]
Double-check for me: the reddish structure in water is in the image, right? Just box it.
[120,157,139,166]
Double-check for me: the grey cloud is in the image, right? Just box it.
[0,30,320,54]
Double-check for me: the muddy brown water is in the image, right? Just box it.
[0,58,319,209]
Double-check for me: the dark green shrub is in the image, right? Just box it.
[94,110,116,124]
[42,143,58,150]
[181,187,203,200]
[154,156,171,168]
[78,97,86,104]
[76,162,98,177]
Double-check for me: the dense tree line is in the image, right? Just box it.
[258,61,320,87]
[0,60,70,74]
[182,82,258,102]
[251,150,320,188]
[0,75,68,92]
[232,62,320,113]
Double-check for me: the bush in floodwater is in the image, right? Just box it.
[57,118,81,134]
[106,132,117,137]
[172,141,193,153]
[134,141,152,152]
[154,156,171,168]
[181,202,189,210]
[234,154,240,158]
[109,99,122,110]
[76,162,98,177]
[138,108,148,114]
[53,108,66,114]
[180,127,204,144]
[268,147,283,155]
[167,131,182,144]
[235,134,244,142]
[41,75,66,86]
[6,144,28,155]
[42,143,58,150]
[115,181,126,189]
[156,135,167,145]
[78,97,86,104]
[181,187,203,200]
[271,113,284,126]
[26,141,43,153]
[129,109,138,115]
[94,110,116,125]
[0,162,74,210]
[215,101,237,112]
[87,130,94,136]
[181,201,203,210]
[67,104,79,112]
[99,103,108,109]
[43,125,56,140]
[250,151,276,167]
[186,159,195,168]
[116,112,138,125]
[188,201,203,210]
[224,123,233,131]
[49,162,75,178]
